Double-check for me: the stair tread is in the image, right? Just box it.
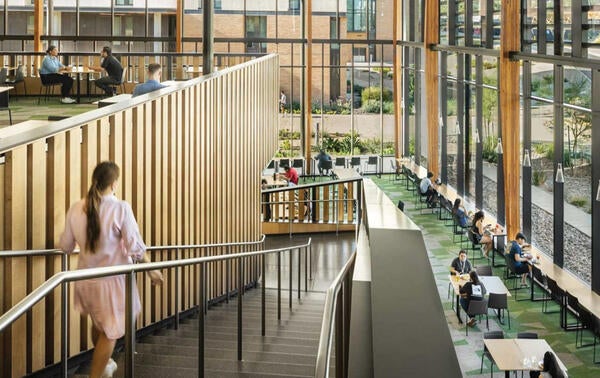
[142,335,318,353]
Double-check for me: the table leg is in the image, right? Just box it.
[505,371,510,378]
[456,294,463,324]
[76,74,81,103]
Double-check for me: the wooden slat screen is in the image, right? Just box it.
[0,54,279,378]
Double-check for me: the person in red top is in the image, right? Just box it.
[278,164,299,186]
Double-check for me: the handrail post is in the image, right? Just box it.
[226,246,231,303]
[124,271,136,378]
[277,251,281,320]
[261,254,266,336]
[198,263,205,377]
[304,246,308,293]
[309,244,313,280]
[60,254,68,378]
[174,248,180,330]
[297,247,301,299]
[237,257,244,361]
[289,249,293,309]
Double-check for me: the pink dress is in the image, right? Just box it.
[59,194,146,340]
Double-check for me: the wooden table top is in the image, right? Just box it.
[262,175,288,188]
[448,275,511,297]
[484,339,567,373]
[0,86,13,94]
[333,168,362,180]
[0,120,52,139]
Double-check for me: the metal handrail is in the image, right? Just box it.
[314,250,357,378]
[0,238,312,378]
[0,234,266,258]
[261,177,362,193]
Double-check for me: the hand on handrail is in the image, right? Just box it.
[148,270,164,285]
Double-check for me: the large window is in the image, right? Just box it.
[348,0,375,33]
[245,16,267,53]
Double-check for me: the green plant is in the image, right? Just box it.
[482,135,498,164]
[447,98,457,116]
[363,99,382,113]
[408,137,415,156]
[361,86,393,103]
[322,133,342,153]
[532,169,546,186]
[339,131,363,154]
[568,196,587,209]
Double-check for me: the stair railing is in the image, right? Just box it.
[0,238,311,378]
[261,177,363,236]
[314,249,357,378]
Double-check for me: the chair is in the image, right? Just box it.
[576,306,595,348]
[531,265,549,302]
[389,159,400,181]
[543,277,565,320]
[466,229,485,262]
[320,160,333,176]
[349,156,361,173]
[334,157,346,169]
[292,158,304,177]
[109,66,128,95]
[5,64,27,97]
[564,291,581,331]
[475,265,493,276]
[517,332,538,339]
[38,74,62,104]
[0,68,12,124]
[278,158,290,170]
[488,293,510,329]
[364,156,378,176]
[480,330,504,377]
[491,234,507,267]
[466,299,488,335]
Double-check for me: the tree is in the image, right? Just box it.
[482,76,497,140]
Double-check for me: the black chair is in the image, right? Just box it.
[364,156,378,176]
[488,293,510,328]
[517,332,538,339]
[320,160,333,176]
[389,159,400,181]
[466,299,489,336]
[543,277,565,321]
[481,330,504,377]
[564,291,581,331]
[576,306,595,348]
[292,158,304,177]
[0,68,12,124]
[38,75,62,104]
[531,264,549,302]
[491,234,507,267]
[350,156,361,172]
[452,213,469,244]
[466,229,485,262]
[334,157,346,169]
[475,265,493,276]
[278,158,290,170]
[6,64,27,97]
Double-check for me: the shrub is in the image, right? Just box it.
[482,135,498,164]
[361,86,393,103]
[532,169,546,186]
[363,99,381,113]
[568,196,587,208]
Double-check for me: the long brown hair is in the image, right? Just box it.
[85,161,119,252]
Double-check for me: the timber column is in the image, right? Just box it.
[424,0,439,176]
[202,0,214,73]
[304,0,313,173]
[499,0,521,238]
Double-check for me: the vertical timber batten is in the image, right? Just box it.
[424,0,439,177]
[500,0,521,239]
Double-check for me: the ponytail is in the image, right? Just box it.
[85,182,102,253]
[85,161,119,253]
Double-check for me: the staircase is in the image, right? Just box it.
[74,288,328,377]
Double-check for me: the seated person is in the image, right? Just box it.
[459,271,486,326]
[452,198,470,228]
[277,164,299,187]
[530,351,565,378]
[132,63,166,97]
[315,149,332,176]
[87,46,124,96]
[419,171,438,207]
[470,210,499,257]
[39,45,76,104]
[510,232,533,287]
[450,249,472,276]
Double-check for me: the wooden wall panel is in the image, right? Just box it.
[0,55,279,377]
[27,140,46,371]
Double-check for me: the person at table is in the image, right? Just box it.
[510,232,533,287]
[132,63,166,98]
[315,149,332,176]
[450,249,472,276]
[459,271,486,327]
[419,171,438,207]
[88,46,124,97]
[39,45,76,104]
[530,351,565,378]
[452,198,471,228]
[277,164,299,187]
[471,210,496,258]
